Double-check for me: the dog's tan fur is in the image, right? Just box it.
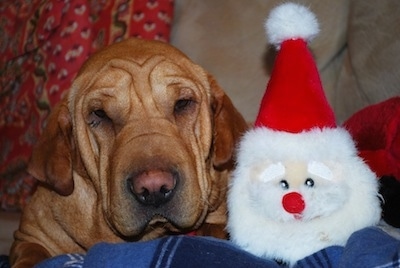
[10,38,247,267]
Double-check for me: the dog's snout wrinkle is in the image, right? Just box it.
[122,121,178,146]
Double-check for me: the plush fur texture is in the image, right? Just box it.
[227,127,381,266]
[255,3,335,133]
[265,3,319,48]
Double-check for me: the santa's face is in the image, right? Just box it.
[227,127,381,265]
[247,160,350,222]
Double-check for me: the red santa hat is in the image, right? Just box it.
[254,3,336,132]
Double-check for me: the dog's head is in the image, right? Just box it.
[28,38,247,239]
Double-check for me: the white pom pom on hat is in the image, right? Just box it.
[254,2,336,133]
[265,2,320,48]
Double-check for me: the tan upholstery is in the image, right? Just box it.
[171,0,400,123]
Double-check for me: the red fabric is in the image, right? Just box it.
[343,97,400,179]
[186,231,197,236]
[0,0,174,211]
[255,39,336,132]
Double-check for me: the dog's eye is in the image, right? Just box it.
[89,109,110,127]
[174,99,194,114]
[93,109,107,118]
[280,180,289,190]
[305,178,314,187]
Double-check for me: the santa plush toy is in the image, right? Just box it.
[227,2,382,266]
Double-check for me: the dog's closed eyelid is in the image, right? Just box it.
[174,98,196,114]
[93,109,108,118]
[87,108,112,128]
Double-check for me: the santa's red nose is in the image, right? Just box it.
[282,192,305,214]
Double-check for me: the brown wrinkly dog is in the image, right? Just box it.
[10,38,248,267]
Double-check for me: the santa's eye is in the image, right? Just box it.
[280,180,289,189]
[305,178,314,187]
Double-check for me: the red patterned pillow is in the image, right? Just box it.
[0,0,174,211]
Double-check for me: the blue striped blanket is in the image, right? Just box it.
[24,227,400,267]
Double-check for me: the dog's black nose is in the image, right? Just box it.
[129,170,177,207]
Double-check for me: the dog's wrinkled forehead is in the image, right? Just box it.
[80,38,192,73]
[70,38,206,99]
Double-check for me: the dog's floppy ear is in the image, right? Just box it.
[209,75,248,170]
[28,98,74,196]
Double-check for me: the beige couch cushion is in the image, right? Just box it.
[334,0,400,121]
[171,0,400,123]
